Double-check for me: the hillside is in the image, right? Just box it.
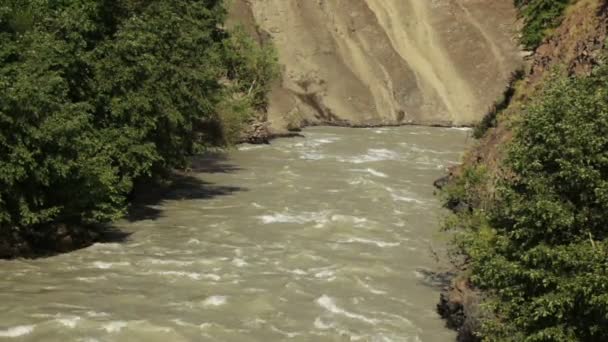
[229,0,522,131]
[438,0,608,340]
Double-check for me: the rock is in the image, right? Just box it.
[0,240,13,259]
[241,121,271,144]
[437,278,481,342]
[57,235,74,252]
[433,175,451,190]
[56,223,69,237]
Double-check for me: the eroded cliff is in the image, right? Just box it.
[229,0,522,131]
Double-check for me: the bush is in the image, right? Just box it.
[446,64,608,340]
[0,0,277,251]
[515,0,571,50]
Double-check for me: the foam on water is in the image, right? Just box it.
[340,148,400,164]
[337,237,400,248]
[76,276,108,283]
[86,311,109,318]
[408,144,454,155]
[257,210,331,225]
[56,316,81,328]
[0,325,35,338]
[350,168,389,178]
[91,261,130,269]
[102,321,128,333]
[238,144,265,151]
[316,295,378,325]
[270,325,301,338]
[314,317,335,330]
[330,215,368,225]
[390,193,424,204]
[143,259,194,267]
[356,278,387,295]
[314,269,336,281]
[449,127,473,131]
[155,271,221,281]
[202,296,227,307]
[231,258,248,267]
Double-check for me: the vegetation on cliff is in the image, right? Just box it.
[445,64,608,341]
[441,1,608,340]
[516,0,571,49]
[0,0,277,257]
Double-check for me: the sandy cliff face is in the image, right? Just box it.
[229,0,522,130]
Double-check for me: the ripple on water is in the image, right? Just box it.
[90,261,130,269]
[350,168,389,178]
[101,321,128,333]
[339,148,401,164]
[337,237,400,248]
[257,210,331,225]
[152,271,221,281]
[0,126,468,341]
[202,296,227,307]
[56,316,81,328]
[0,325,35,338]
[316,295,379,325]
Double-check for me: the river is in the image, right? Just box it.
[0,126,470,341]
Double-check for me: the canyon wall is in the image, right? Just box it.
[229,0,522,131]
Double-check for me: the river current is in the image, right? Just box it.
[0,126,470,341]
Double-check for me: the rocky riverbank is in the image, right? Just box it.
[0,225,110,259]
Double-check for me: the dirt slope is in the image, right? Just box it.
[229,0,522,131]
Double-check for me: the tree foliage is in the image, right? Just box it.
[445,64,608,340]
[0,0,277,246]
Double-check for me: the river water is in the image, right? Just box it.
[0,126,469,341]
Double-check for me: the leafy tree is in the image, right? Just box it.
[0,0,277,254]
[445,64,608,340]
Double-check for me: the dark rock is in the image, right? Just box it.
[57,235,74,252]
[56,223,69,237]
[437,278,481,342]
[240,121,271,144]
[0,240,12,259]
[433,175,451,190]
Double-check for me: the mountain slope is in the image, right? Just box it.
[229,0,522,131]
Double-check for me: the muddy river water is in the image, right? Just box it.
[0,126,470,341]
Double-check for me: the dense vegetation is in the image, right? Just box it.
[515,0,571,49]
[444,62,608,340]
[0,0,277,254]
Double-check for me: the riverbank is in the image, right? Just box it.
[0,1,279,260]
[435,1,608,340]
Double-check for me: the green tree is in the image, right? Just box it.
[0,0,277,255]
[446,65,608,341]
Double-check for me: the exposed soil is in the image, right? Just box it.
[228,0,522,133]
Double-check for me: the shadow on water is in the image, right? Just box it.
[4,153,246,259]
[126,152,247,222]
[188,151,243,174]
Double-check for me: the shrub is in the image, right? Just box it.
[515,0,571,50]
[0,0,277,251]
[447,64,608,340]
